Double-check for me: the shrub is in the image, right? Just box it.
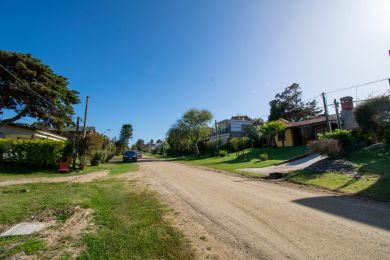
[78,133,104,169]
[319,129,355,145]
[90,151,106,166]
[354,95,390,143]
[90,153,101,166]
[218,150,227,157]
[308,139,342,159]
[105,152,115,162]
[259,153,268,161]
[0,139,67,167]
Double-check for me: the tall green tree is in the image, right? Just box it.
[0,50,80,128]
[166,124,191,155]
[268,83,321,122]
[115,124,133,154]
[135,139,145,151]
[178,109,213,155]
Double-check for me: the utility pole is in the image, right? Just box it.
[83,96,89,137]
[215,120,219,152]
[72,116,80,169]
[322,92,332,132]
[334,99,341,129]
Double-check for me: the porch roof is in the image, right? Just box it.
[285,114,337,128]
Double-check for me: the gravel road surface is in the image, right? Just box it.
[130,158,390,260]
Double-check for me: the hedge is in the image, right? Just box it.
[0,139,69,167]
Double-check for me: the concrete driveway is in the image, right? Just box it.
[239,153,325,175]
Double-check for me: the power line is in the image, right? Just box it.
[0,63,79,123]
[325,78,389,94]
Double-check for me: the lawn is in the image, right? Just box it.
[173,146,308,175]
[287,144,390,200]
[0,156,138,180]
[0,178,193,259]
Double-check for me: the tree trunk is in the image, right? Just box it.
[195,142,200,156]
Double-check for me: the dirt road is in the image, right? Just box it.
[131,158,390,260]
[0,170,108,187]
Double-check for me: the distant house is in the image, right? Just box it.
[275,96,359,147]
[205,117,255,144]
[48,126,96,141]
[0,123,67,141]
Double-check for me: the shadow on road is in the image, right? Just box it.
[293,195,390,231]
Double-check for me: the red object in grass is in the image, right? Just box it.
[58,157,70,173]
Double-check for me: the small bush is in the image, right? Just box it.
[259,153,268,161]
[319,129,355,145]
[90,151,105,166]
[218,150,227,157]
[308,139,343,159]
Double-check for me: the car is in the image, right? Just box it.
[123,150,138,162]
[135,150,142,158]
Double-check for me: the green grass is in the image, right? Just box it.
[172,146,308,174]
[287,144,390,200]
[0,179,193,259]
[0,156,138,180]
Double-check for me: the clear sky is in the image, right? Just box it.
[1,0,390,143]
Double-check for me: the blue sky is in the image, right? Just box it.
[1,0,390,143]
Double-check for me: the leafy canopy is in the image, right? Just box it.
[354,95,390,143]
[268,83,321,122]
[115,124,133,154]
[261,120,287,146]
[177,109,213,155]
[0,50,80,128]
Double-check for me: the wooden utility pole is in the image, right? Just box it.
[334,99,341,129]
[72,116,80,169]
[83,96,89,137]
[215,120,219,152]
[322,92,332,132]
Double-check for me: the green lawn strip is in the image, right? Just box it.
[82,161,139,175]
[0,179,193,259]
[286,144,390,200]
[173,146,308,174]
[0,157,138,180]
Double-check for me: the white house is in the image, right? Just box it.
[0,123,67,141]
[205,118,254,144]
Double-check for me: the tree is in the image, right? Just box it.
[78,132,104,169]
[166,124,191,155]
[261,121,286,147]
[178,109,213,155]
[0,50,80,128]
[243,124,263,147]
[268,83,321,122]
[135,139,145,151]
[115,124,133,154]
[354,95,390,143]
[231,115,252,121]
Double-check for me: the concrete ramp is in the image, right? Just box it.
[239,154,325,176]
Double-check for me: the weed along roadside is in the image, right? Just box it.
[0,170,194,259]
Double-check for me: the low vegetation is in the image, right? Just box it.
[174,146,308,174]
[0,157,138,180]
[287,144,390,200]
[0,178,193,259]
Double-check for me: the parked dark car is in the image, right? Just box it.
[123,150,138,162]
